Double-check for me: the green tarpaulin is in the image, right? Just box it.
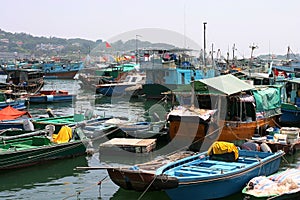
[252,86,281,112]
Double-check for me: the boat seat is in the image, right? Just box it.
[237,157,259,164]
[209,164,236,171]
[181,166,218,174]
[175,169,212,177]
[201,160,245,168]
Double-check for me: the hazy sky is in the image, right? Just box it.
[1,0,299,57]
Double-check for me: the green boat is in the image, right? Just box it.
[95,63,139,79]
[32,114,113,134]
[0,127,90,170]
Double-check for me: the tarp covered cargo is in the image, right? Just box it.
[0,106,31,120]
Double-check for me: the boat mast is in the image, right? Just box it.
[287,46,291,61]
[203,22,207,67]
[232,43,236,66]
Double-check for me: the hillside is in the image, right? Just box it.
[0,29,175,60]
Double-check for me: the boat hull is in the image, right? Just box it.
[168,115,279,148]
[0,139,87,169]
[280,107,300,127]
[107,168,178,191]
[29,94,75,103]
[165,158,281,200]
[96,84,138,97]
[157,150,284,200]
[44,70,79,79]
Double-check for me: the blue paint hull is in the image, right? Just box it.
[29,94,75,103]
[280,108,300,126]
[156,150,284,200]
[96,85,134,97]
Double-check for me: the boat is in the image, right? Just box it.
[0,126,90,170]
[141,48,216,99]
[77,151,195,191]
[36,59,84,79]
[272,46,300,77]
[247,127,300,155]
[0,68,44,94]
[77,73,103,91]
[167,74,282,151]
[154,142,284,200]
[0,106,33,131]
[95,72,146,97]
[276,78,300,127]
[26,90,76,103]
[0,91,28,110]
[95,62,139,80]
[242,168,300,199]
[32,114,113,134]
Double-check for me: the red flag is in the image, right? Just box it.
[105,42,111,48]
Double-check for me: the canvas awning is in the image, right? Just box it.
[197,74,255,95]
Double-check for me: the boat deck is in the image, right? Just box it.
[165,154,263,178]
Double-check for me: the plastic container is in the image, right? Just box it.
[281,127,299,140]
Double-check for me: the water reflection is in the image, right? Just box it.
[0,155,88,192]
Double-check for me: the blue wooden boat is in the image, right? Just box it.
[0,91,28,110]
[27,90,76,103]
[37,59,84,79]
[154,142,284,200]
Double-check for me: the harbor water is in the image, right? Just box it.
[0,79,299,200]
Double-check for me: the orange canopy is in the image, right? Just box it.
[0,106,31,120]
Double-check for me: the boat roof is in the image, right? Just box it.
[197,74,255,95]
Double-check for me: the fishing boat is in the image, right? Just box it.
[77,151,195,191]
[154,142,284,200]
[276,78,300,127]
[272,46,300,77]
[0,68,44,94]
[167,74,282,151]
[242,168,300,199]
[95,72,146,97]
[141,48,216,99]
[36,59,84,79]
[95,62,139,80]
[26,90,76,103]
[0,126,90,170]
